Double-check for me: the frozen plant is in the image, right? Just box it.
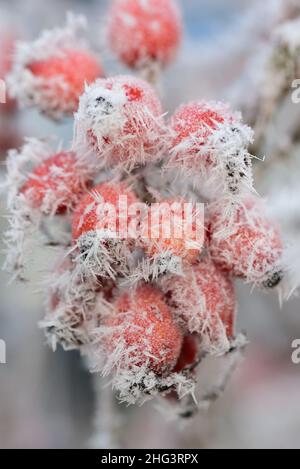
[1,0,293,445]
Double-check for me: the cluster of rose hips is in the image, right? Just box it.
[3,1,284,411]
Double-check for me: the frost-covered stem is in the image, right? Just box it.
[91,376,121,449]
[197,334,247,410]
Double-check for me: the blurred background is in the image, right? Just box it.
[1,0,300,449]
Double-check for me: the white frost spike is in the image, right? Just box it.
[128,252,183,284]
[2,194,40,281]
[89,322,147,385]
[73,230,132,281]
[110,368,196,406]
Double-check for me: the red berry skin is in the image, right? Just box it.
[106,285,183,375]
[71,182,139,242]
[27,48,103,114]
[208,196,283,287]
[173,334,199,373]
[161,257,236,341]
[107,0,182,69]
[20,151,91,214]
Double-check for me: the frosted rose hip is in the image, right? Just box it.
[27,49,102,114]
[74,74,165,169]
[107,0,182,69]
[161,257,236,351]
[71,182,140,279]
[169,101,254,200]
[8,15,103,119]
[105,284,183,374]
[20,151,92,214]
[208,196,284,288]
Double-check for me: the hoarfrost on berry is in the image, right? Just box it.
[136,197,204,280]
[73,75,167,170]
[168,101,254,202]
[71,182,140,280]
[160,256,236,355]
[208,196,284,289]
[20,151,92,214]
[7,14,103,119]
